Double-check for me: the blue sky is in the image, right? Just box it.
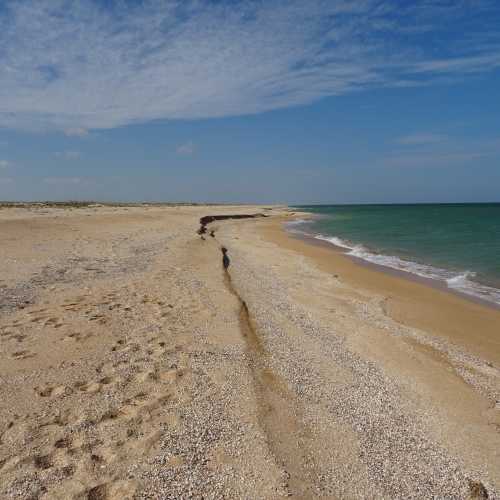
[0,0,499,203]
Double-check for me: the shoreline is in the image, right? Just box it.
[259,214,500,366]
[294,227,500,313]
[286,214,500,311]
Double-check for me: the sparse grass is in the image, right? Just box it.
[0,201,233,209]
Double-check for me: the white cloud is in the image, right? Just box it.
[0,1,499,132]
[43,177,83,185]
[396,133,447,146]
[54,151,81,160]
[64,128,89,137]
[0,160,10,168]
[176,142,195,156]
[409,54,500,75]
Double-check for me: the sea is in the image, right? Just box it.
[289,203,500,307]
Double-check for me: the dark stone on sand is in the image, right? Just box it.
[221,247,230,269]
[469,480,489,499]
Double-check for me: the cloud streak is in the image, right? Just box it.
[176,142,195,156]
[64,128,89,138]
[1,0,499,132]
[54,151,81,160]
[396,133,448,146]
[42,177,84,185]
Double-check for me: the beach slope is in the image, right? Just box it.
[0,205,498,499]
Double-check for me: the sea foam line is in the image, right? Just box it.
[313,234,500,306]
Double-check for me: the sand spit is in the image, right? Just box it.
[0,204,499,499]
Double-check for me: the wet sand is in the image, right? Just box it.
[262,217,500,366]
[0,204,499,499]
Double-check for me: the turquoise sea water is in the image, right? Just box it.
[290,204,500,306]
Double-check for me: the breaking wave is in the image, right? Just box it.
[314,234,500,306]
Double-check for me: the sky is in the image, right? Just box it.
[0,0,499,204]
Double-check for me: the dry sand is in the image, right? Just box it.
[0,204,498,499]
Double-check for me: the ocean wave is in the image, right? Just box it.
[285,219,315,234]
[314,234,500,306]
[286,218,310,226]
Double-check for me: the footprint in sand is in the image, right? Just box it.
[158,367,185,384]
[99,391,170,425]
[30,315,49,323]
[33,453,53,470]
[110,339,126,352]
[63,302,82,309]
[54,436,72,449]
[149,345,167,359]
[73,376,115,395]
[11,350,36,360]
[10,334,27,342]
[74,380,103,394]
[29,308,48,314]
[63,332,82,342]
[36,384,70,397]
[44,317,65,328]
[0,330,26,342]
[88,313,107,325]
[86,480,137,500]
[123,428,163,456]
[134,370,159,383]
[100,408,122,422]
[62,296,88,310]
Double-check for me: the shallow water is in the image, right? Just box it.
[291,204,500,306]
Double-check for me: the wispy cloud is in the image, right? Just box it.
[54,151,81,160]
[1,0,499,132]
[409,54,500,75]
[43,177,84,185]
[0,160,11,168]
[64,128,89,138]
[396,133,447,146]
[176,142,195,156]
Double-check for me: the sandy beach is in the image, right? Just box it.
[1,204,499,499]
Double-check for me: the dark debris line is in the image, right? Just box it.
[197,213,266,236]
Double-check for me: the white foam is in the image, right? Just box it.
[284,219,314,235]
[315,234,500,306]
[446,271,476,286]
[286,218,310,227]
